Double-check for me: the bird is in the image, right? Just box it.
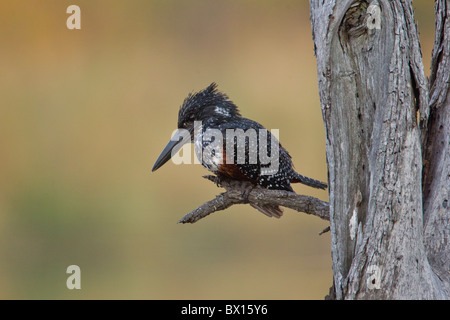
[152,83,327,218]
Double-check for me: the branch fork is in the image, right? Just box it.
[178,175,330,227]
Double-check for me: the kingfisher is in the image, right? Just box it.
[152,83,327,218]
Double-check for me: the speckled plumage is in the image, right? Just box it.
[175,83,327,217]
[178,83,327,214]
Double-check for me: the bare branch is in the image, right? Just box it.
[178,175,329,224]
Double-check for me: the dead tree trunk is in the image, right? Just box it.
[309,0,450,299]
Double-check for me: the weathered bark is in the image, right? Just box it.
[178,175,330,224]
[422,0,450,295]
[310,0,450,299]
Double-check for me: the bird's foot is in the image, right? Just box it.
[240,182,256,203]
[203,175,224,187]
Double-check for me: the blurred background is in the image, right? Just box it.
[0,0,434,299]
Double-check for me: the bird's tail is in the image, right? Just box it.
[290,172,327,190]
[250,203,283,218]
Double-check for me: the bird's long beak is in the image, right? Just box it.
[152,129,191,172]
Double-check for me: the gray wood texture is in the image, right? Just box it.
[310,0,449,299]
[178,175,330,224]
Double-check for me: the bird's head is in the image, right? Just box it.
[152,83,240,172]
[177,82,240,131]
